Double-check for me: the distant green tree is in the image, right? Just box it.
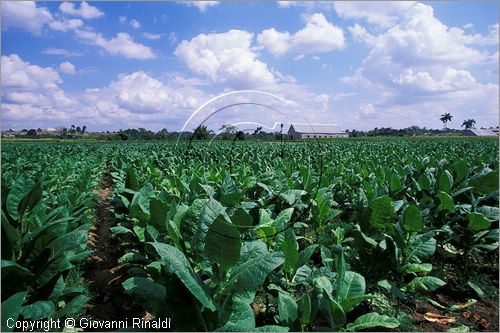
[253,126,262,136]
[461,119,476,129]
[82,125,87,134]
[76,126,81,133]
[235,130,246,141]
[219,124,237,140]
[193,125,212,140]
[440,113,453,129]
[156,128,169,140]
[27,129,37,136]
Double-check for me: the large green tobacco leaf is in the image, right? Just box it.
[218,293,256,331]
[46,224,90,260]
[20,300,55,320]
[337,271,374,312]
[6,175,35,221]
[219,175,243,206]
[346,312,400,331]
[48,275,65,300]
[299,291,312,327]
[1,291,26,332]
[129,189,150,224]
[370,196,393,229]
[321,292,346,329]
[470,169,499,194]
[296,244,318,268]
[205,215,241,271]
[476,206,499,221]
[436,191,454,212]
[35,256,74,287]
[438,170,454,194]
[146,242,216,311]
[389,172,403,193]
[1,260,33,281]
[274,208,295,247]
[403,204,423,233]
[239,240,268,262]
[125,166,140,191]
[149,198,168,233]
[453,160,468,184]
[122,277,167,316]
[280,190,307,205]
[1,213,20,260]
[277,291,298,326]
[468,212,492,232]
[231,208,253,233]
[192,198,225,253]
[280,230,299,274]
[406,233,436,263]
[58,294,90,317]
[18,180,43,221]
[403,276,446,292]
[337,271,365,301]
[224,252,285,293]
[418,173,432,191]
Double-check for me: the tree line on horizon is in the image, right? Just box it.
[5,116,497,141]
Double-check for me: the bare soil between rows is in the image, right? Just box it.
[84,168,137,329]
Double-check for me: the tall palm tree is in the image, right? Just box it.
[440,113,453,129]
[461,119,476,129]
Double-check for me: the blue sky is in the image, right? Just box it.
[1,1,498,132]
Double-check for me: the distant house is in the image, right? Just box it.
[2,129,17,138]
[288,123,348,140]
[462,129,497,137]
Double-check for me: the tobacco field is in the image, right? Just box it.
[1,137,499,332]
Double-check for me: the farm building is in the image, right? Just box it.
[288,123,348,140]
[462,129,497,137]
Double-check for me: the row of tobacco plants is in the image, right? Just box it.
[1,144,108,331]
[105,138,498,331]
[1,138,498,331]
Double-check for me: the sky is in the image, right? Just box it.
[1,1,499,132]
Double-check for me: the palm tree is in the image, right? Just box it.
[439,113,453,129]
[461,119,476,129]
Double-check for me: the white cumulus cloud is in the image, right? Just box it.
[1,54,76,124]
[174,29,276,89]
[59,61,76,74]
[49,18,84,32]
[1,1,53,35]
[76,30,156,60]
[142,32,162,40]
[257,13,344,56]
[130,19,141,29]
[182,1,220,12]
[43,48,83,57]
[342,3,498,129]
[59,1,104,19]
[333,1,416,28]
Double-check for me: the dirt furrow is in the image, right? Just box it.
[85,168,127,323]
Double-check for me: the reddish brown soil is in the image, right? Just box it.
[85,170,128,324]
[413,293,499,332]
